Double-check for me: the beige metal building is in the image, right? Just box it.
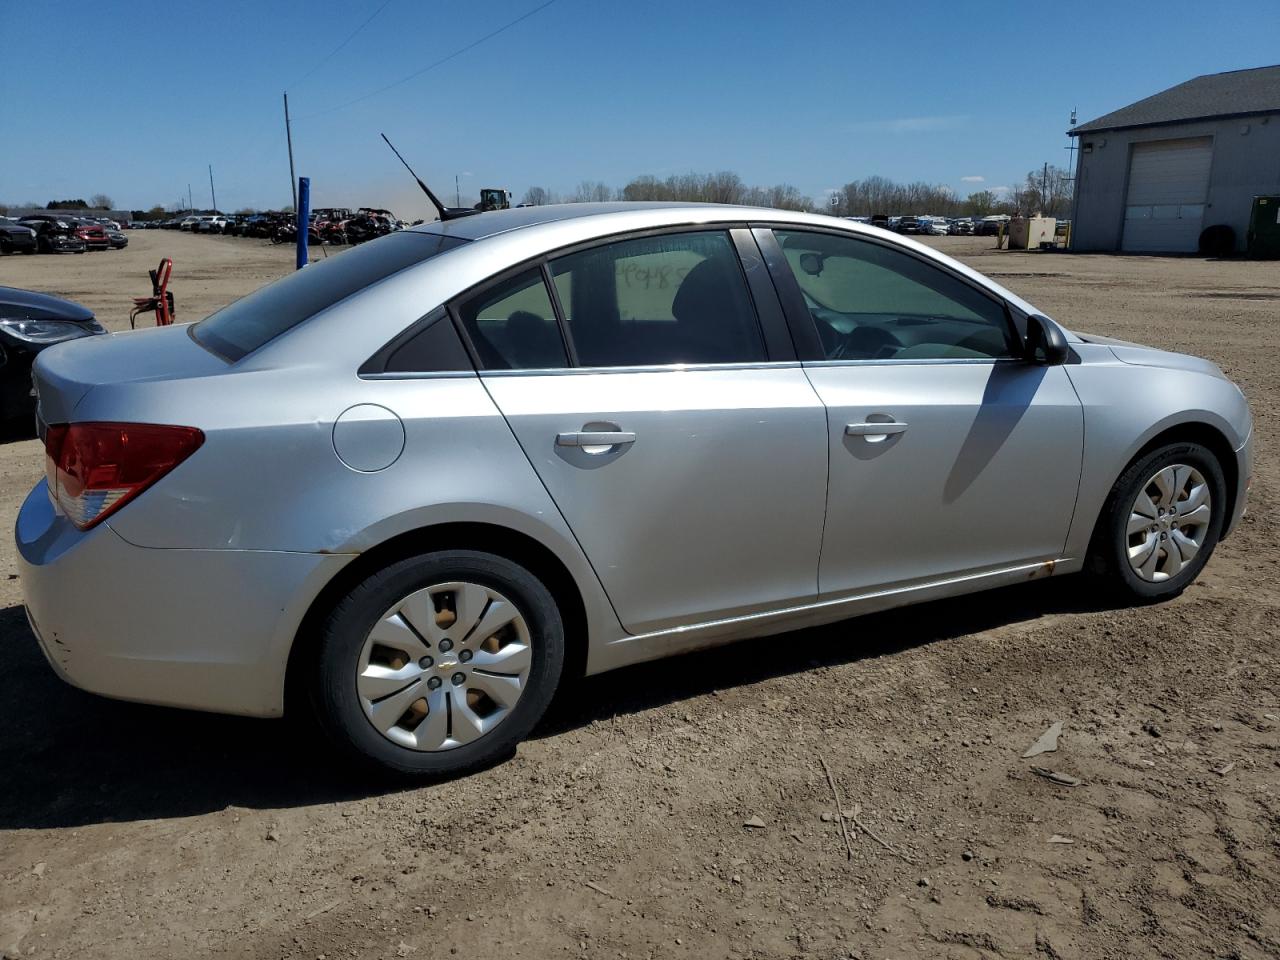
[1069,65,1280,253]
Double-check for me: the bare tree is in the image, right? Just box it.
[522,186,554,206]
[89,193,114,210]
[567,181,613,203]
[1018,165,1073,217]
[964,190,997,217]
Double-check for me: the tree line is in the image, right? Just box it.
[523,166,1073,218]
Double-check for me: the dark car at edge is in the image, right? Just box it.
[0,287,106,422]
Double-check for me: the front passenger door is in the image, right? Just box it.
[762,228,1084,596]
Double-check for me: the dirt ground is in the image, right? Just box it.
[0,230,1276,960]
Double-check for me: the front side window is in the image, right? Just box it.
[774,230,1015,361]
[456,268,567,370]
[550,231,766,367]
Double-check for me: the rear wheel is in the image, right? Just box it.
[312,550,564,776]
[1088,442,1225,601]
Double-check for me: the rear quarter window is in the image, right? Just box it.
[193,232,466,361]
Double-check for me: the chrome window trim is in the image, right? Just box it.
[801,357,1024,369]
[359,369,478,381]
[475,360,804,377]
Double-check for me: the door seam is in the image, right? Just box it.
[472,373,632,634]
[798,364,831,600]
[1060,365,1091,558]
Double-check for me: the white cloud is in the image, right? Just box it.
[849,114,970,135]
[961,175,985,183]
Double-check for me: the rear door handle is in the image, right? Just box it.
[845,421,908,439]
[556,431,636,448]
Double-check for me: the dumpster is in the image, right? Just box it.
[1247,196,1280,259]
[1008,216,1057,250]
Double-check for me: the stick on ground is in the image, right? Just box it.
[818,754,856,860]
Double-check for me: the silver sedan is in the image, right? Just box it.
[18,203,1252,775]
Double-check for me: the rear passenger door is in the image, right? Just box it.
[456,228,829,634]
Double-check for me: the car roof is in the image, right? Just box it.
[406,201,838,241]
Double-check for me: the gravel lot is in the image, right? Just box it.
[0,230,1276,960]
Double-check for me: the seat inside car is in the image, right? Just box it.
[656,257,760,364]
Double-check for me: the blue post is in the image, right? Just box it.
[296,176,310,269]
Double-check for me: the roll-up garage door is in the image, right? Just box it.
[1121,137,1213,253]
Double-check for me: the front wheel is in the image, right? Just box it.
[1088,441,1225,601]
[312,550,565,776]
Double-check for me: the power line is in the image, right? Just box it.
[288,0,395,90]
[295,0,560,121]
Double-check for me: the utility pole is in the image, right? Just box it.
[1042,161,1048,214]
[284,92,298,211]
[188,183,193,212]
[455,174,460,208]
[208,164,217,213]
[1065,108,1078,172]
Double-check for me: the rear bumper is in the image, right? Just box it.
[16,480,351,717]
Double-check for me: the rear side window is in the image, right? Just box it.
[193,232,466,361]
[549,231,765,367]
[456,268,567,370]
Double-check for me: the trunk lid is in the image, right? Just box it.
[33,324,227,424]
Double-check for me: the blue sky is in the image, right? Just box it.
[3,0,1278,215]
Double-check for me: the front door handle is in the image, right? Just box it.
[556,430,636,448]
[845,421,908,440]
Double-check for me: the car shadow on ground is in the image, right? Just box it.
[0,577,1123,829]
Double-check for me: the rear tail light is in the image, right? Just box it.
[44,422,204,530]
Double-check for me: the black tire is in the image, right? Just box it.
[311,550,565,777]
[1087,441,1226,602]
[1198,224,1235,257]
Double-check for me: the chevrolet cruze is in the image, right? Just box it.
[17,203,1252,775]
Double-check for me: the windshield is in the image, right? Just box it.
[192,231,466,362]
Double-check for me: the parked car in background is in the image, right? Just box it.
[896,215,922,234]
[18,218,87,254]
[17,203,1253,777]
[949,218,975,236]
[104,225,128,249]
[0,217,38,255]
[179,216,201,231]
[975,215,1011,236]
[72,219,109,251]
[0,286,105,422]
[921,216,950,236]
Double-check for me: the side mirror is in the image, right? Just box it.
[1025,314,1069,365]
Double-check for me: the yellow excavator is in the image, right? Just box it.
[476,188,512,212]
